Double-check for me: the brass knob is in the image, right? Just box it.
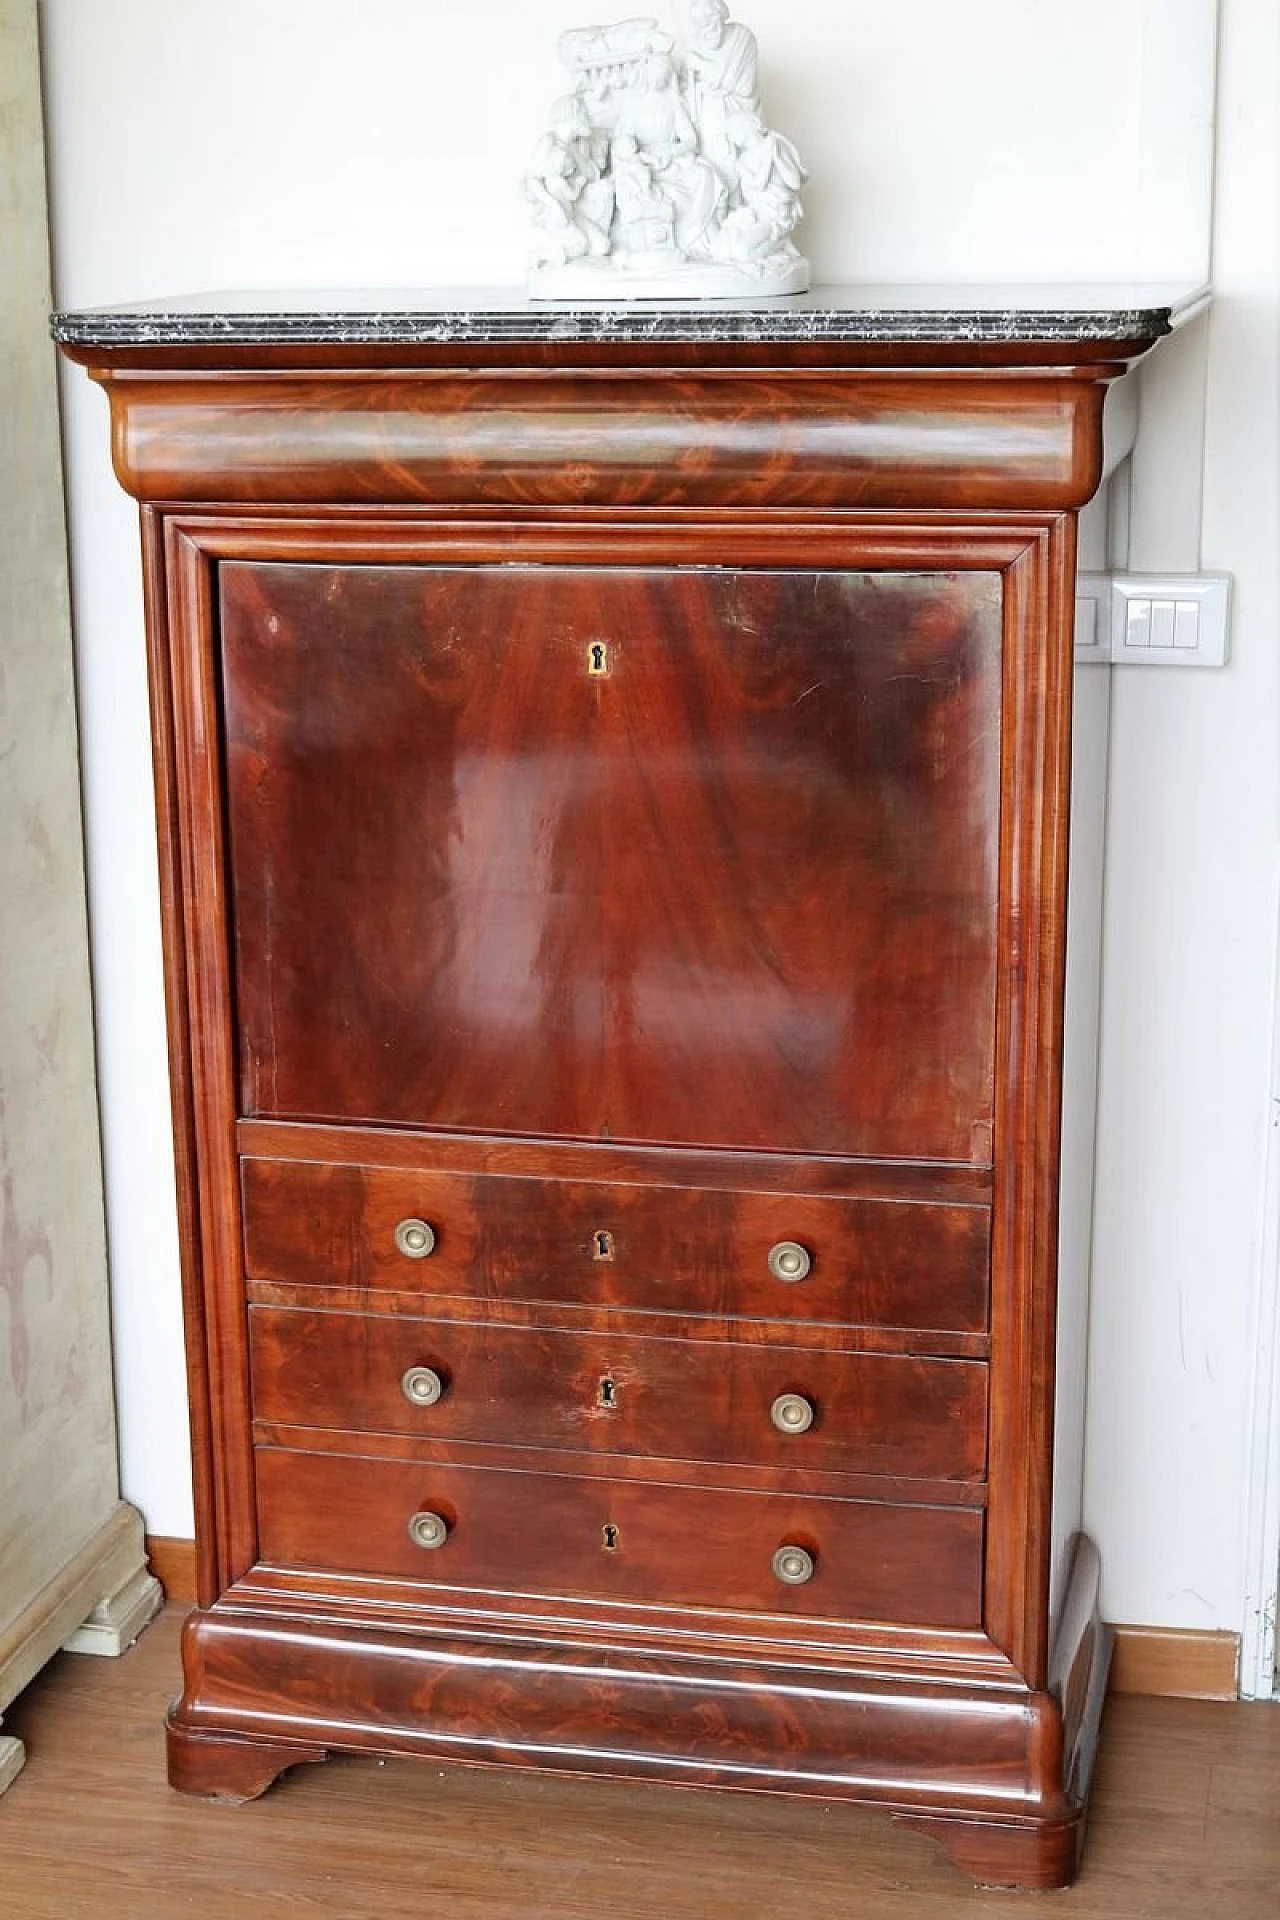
[771,1392,815,1435]
[407,1509,449,1550]
[395,1217,436,1259]
[772,1543,814,1586]
[768,1240,811,1283]
[401,1365,444,1407]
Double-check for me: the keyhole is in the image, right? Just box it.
[598,1375,617,1409]
[588,641,609,676]
[593,1229,615,1262]
[601,1523,619,1551]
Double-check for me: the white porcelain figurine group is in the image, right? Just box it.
[525,2,809,297]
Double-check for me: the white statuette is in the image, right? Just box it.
[525,4,810,300]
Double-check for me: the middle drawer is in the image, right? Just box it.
[248,1306,988,1484]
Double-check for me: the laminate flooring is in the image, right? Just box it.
[2,1608,1278,1918]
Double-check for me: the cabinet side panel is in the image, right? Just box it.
[1051,662,1110,1622]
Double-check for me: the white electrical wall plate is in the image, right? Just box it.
[1075,574,1232,666]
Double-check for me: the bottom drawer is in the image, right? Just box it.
[255,1447,983,1630]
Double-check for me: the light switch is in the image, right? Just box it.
[1150,599,1176,649]
[1173,600,1199,649]
[1126,598,1152,648]
[1076,573,1232,666]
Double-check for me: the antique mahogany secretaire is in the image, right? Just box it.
[57,288,1192,1887]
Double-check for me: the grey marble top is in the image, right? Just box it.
[52,282,1209,348]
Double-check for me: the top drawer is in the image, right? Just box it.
[241,1157,990,1334]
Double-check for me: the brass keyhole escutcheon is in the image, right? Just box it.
[597,1375,618,1409]
[588,640,610,676]
[592,1229,615,1262]
[601,1523,620,1551]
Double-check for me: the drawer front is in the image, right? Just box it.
[248,1307,988,1483]
[241,1158,991,1334]
[254,1446,984,1629]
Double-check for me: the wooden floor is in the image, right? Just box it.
[2,1608,1278,1917]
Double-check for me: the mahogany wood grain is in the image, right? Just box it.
[160,513,1059,582]
[165,1529,1108,1880]
[983,516,1076,1687]
[62,332,1157,373]
[253,1446,985,1629]
[238,1114,996,1205]
[229,1559,1015,1682]
[164,1589,1089,1874]
[247,1283,990,1364]
[246,1304,989,1482]
[249,1421,986,1514]
[57,319,1173,1887]
[173,1600,1044,1804]
[163,522,258,1595]
[166,1720,328,1805]
[891,1811,1081,1891]
[221,562,1002,1162]
[139,508,221,1612]
[87,370,1107,510]
[12,1606,1280,1918]
[240,1156,992,1334]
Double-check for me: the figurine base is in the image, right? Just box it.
[529,256,810,303]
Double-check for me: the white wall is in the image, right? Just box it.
[40,0,1278,1654]
[1085,0,1280,1649]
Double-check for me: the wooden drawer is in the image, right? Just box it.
[248,1306,988,1483]
[241,1157,990,1334]
[254,1446,984,1629]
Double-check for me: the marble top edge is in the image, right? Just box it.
[52,282,1208,349]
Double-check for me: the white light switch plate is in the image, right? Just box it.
[1076,573,1232,666]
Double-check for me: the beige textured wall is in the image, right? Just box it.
[0,0,120,1640]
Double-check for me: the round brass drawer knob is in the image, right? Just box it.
[395,1217,436,1260]
[401,1365,444,1407]
[768,1240,811,1283]
[772,1543,815,1586]
[407,1509,449,1550]
[771,1392,815,1435]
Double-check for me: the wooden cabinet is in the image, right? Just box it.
[58,291,1181,1887]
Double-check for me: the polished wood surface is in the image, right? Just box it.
[237,1111,995,1201]
[161,1529,1104,1888]
[241,1154,993,1334]
[61,318,1174,1887]
[252,1446,985,1627]
[177,1567,1046,1799]
[222,562,1001,1161]
[246,1304,988,1482]
[84,367,1108,509]
[8,1610,1278,1917]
